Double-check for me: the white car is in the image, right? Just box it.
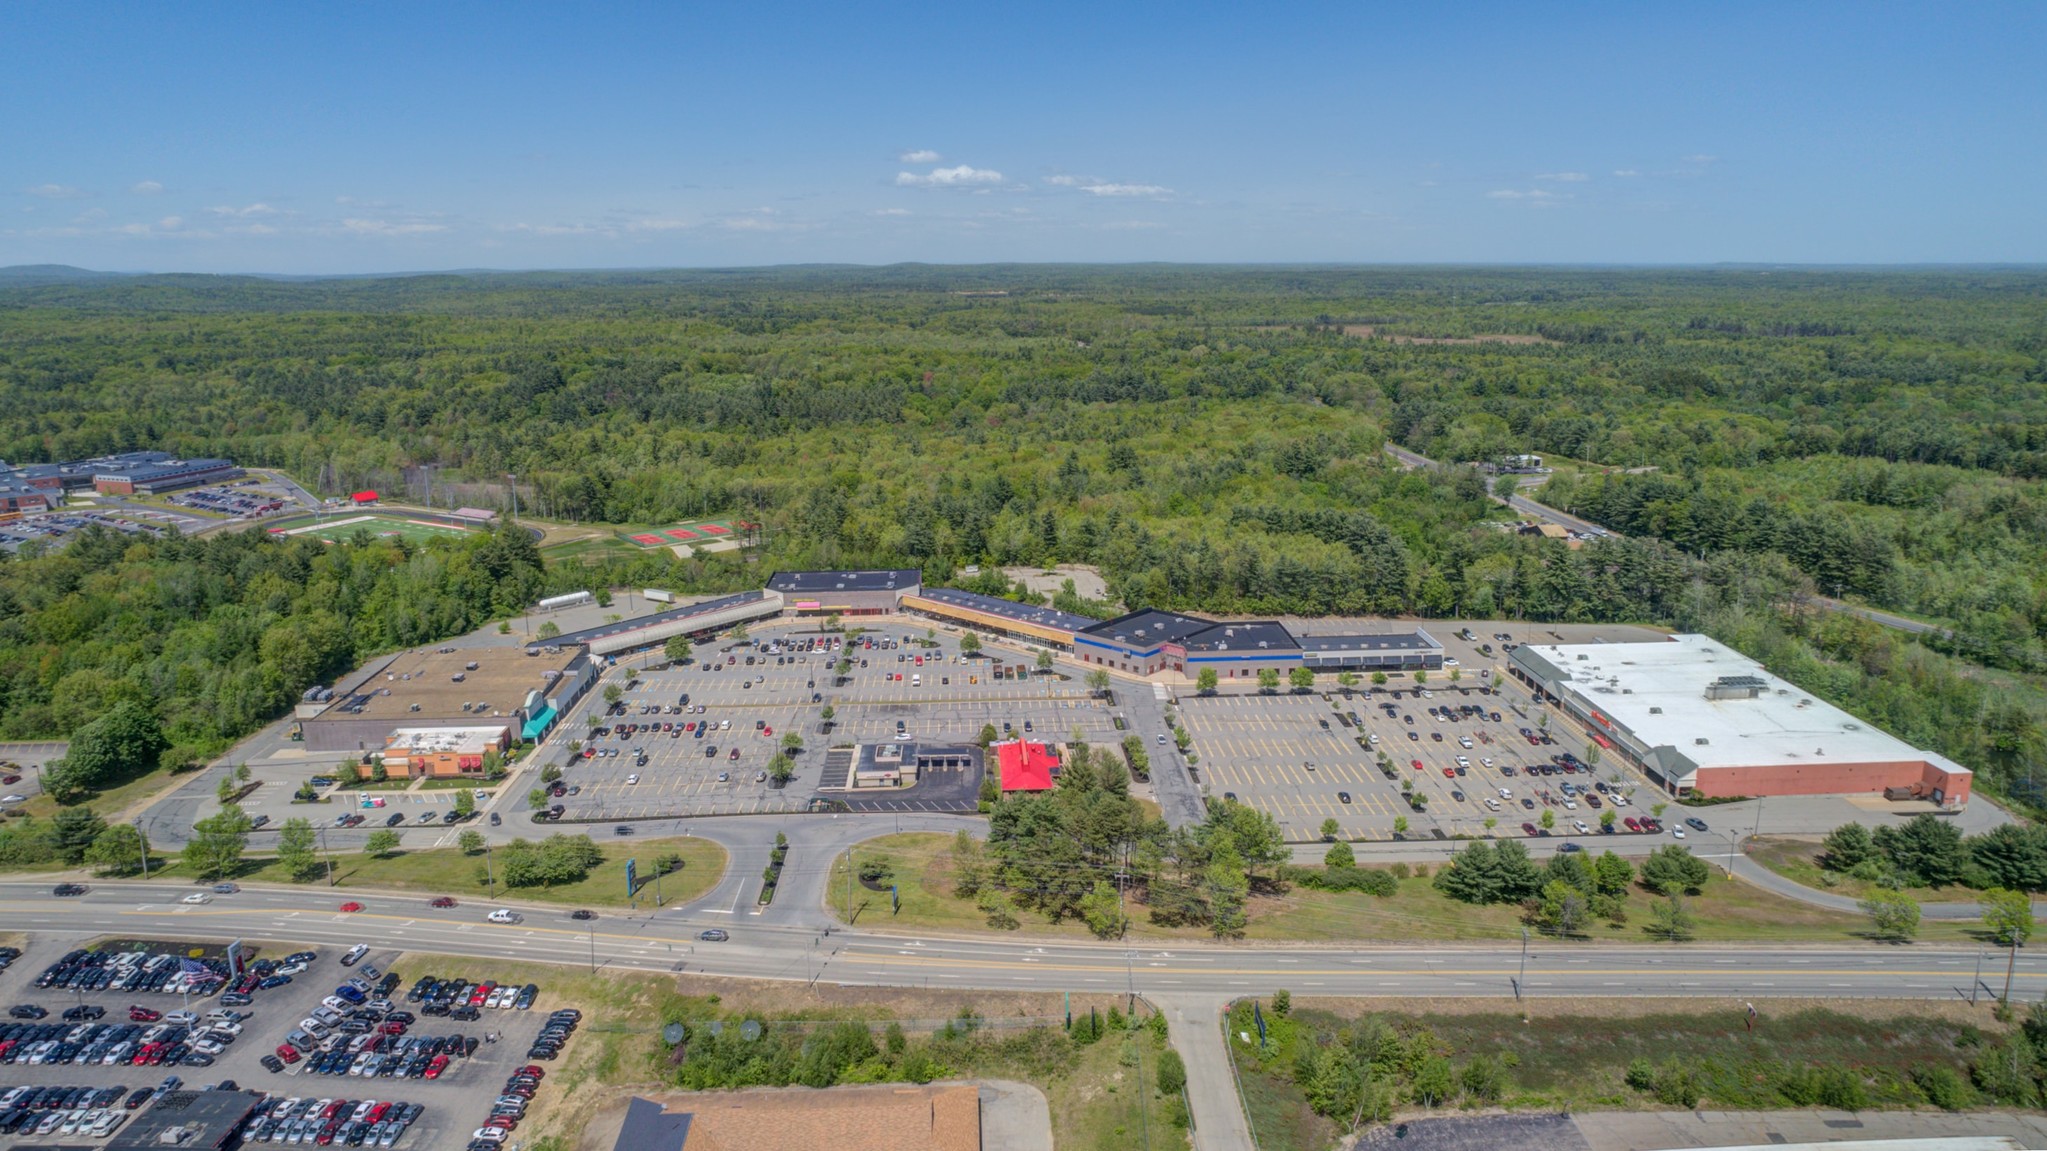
[182,892,211,904]
[487,908,522,924]
[1573,820,1590,834]
[1611,793,1629,807]
[1498,787,1512,799]
[1672,826,1687,839]
[0,795,25,804]
[1481,757,1494,768]
[625,774,639,785]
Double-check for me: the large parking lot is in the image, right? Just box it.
[0,932,573,1150]
[549,623,1122,822]
[1183,622,1684,844]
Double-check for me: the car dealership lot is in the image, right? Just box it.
[0,935,563,1151]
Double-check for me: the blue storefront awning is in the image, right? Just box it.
[520,705,558,742]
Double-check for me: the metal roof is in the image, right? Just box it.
[916,587,1100,633]
[767,569,921,594]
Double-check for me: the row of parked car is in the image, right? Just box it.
[0,1084,135,1139]
[465,1063,549,1147]
[406,974,540,1017]
[0,1009,245,1068]
[244,1094,426,1147]
[32,947,230,994]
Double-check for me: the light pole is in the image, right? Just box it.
[1973,950,1984,1005]
[587,922,596,974]
[135,818,151,880]
[316,825,335,887]
[485,841,496,898]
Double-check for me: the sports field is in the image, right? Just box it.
[619,516,755,549]
[270,512,479,545]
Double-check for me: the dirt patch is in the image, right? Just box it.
[1343,325,1556,346]
[1001,564,1108,603]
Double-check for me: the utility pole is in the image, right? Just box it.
[1516,928,1529,999]
[135,818,150,880]
[587,921,596,974]
[316,825,335,887]
[2004,938,2019,1006]
[485,842,496,898]
[1973,950,1984,1005]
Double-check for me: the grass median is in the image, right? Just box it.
[138,835,727,909]
[830,832,1976,944]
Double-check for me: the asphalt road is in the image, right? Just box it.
[8,881,2038,1005]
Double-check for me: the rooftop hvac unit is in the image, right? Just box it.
[1695,737,1710,745]
[1649,706,1662,713]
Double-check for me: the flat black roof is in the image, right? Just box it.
[916,587,1100,632]
[1182,621,1299,653]
[550,590,771,647]
[107,1090,262,1151]
[1080,609,1218,648]
[767,569,921,594]
[1296,630,1442,653]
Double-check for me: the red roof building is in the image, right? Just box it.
[994,740,1061,792]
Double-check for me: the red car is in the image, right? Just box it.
[1410,759,1424,771]
[762,725,773,737]
[424,1055,450,1080]
[516,1065,546,1079]
[1522,822,1539,836]
[1624,817,1642,832]
[128,1006,161,1023]
[380,1021,408,1035]
[339,901,364,913]
[275,1044,300,1063]
[1441,767,1455,779]
[430,896,457,908]
[469,981,496,1007]
[581,748,596,759]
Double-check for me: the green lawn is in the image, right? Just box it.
[142,835,726,909]
[1750,836,1989,907]
[831,833,1976,945]
[385,948,1184,1151]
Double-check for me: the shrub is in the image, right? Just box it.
[1914,1065,1970,1111]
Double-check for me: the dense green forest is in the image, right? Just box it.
[0,266,2042,807]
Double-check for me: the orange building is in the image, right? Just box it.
[378,725,510,779]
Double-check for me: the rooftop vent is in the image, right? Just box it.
[1649,706,1662,714]
[1705,674,1767,701]
[1694,737,1710,745]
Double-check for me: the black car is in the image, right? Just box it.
[260,1053,286,1073]
[384,812,406,827]
[53,883,88,896]
[569,909,595,921]
[7,1004,45,1019]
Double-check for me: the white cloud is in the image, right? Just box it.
[872,208,912,217]
[624,218,692,233]
[71,208,108,224]
[129,180,164,196]
[1081,183,1172,198]
[1487,189,1556,200]
[26,183,88,200]
[1100,220,1166,230]
[157,216,185,230]
[208,203,279,219]
[341,217,447,236]
[897,149,941,163]
[717,207,812,233]
[1683,154,1718,164]
[1044,175,1086,186]
[1534,171,1589,182]
[895,165,1004,187]
[1613,169,1640,177]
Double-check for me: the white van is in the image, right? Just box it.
[911,674,921,686]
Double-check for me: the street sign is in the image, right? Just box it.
[625,858,638,899]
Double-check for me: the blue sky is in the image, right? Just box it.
[3,2,2042,272]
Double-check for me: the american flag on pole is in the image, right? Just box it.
[180,958,209,976]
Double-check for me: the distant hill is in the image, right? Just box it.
[0,264,138,285]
